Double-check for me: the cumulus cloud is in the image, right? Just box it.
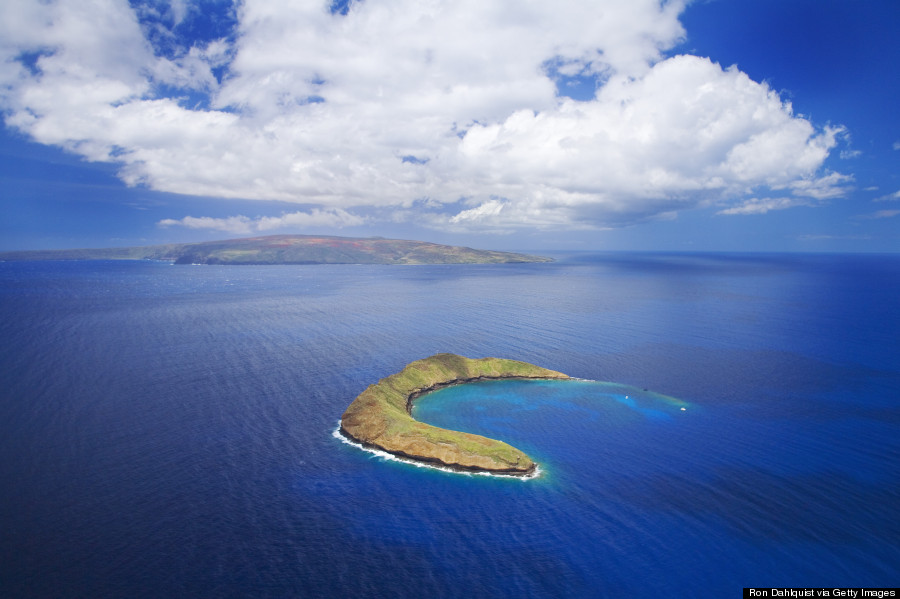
[158,208,364,234]
[0,0,849,231]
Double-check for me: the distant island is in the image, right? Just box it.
[340,353,569,476]
[0,235,551,265]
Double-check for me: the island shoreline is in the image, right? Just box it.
[333,424,543,479]
[0,234,553,265]
[339,354,569,476]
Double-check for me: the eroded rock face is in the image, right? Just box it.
[339,353,569,475]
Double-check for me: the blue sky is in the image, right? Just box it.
[1,0,897,252]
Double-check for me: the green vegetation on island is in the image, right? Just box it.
[0,235,552,265]
[340,353,569,475]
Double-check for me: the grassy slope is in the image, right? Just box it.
[340,353,569,474]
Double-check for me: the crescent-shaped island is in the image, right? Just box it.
[339,353,569,476]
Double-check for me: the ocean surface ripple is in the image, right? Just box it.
[1,253,898,597]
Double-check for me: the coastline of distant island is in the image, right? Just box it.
[339,353,569,476]
[0,234,552,265]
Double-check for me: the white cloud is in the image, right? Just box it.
[717,197,810,216]
[158,214,255,234]
[717,171,851,216]
[798,234,871,242]
[256,208,365,230]
[158,208,364,234]
[788,171,852,200]
[169,0,189,26]
[0,0,849,231]
[449,199,507,225]
[874,190,900,202]
[857,209,900,220]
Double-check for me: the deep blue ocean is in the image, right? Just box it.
[1,252,898,598]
